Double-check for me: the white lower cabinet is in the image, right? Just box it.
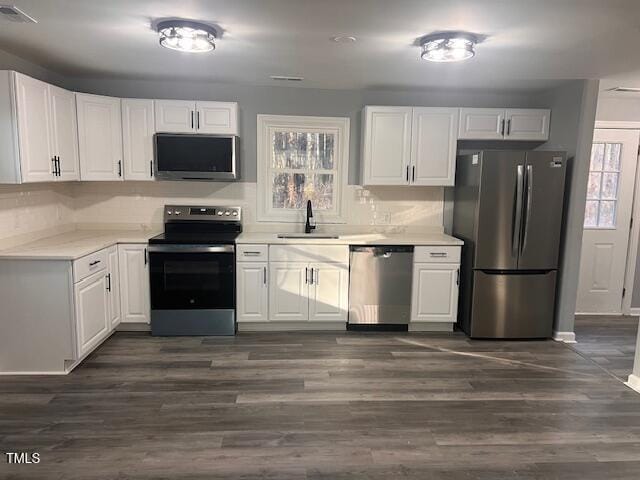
[236,262,269,322]
[74,269,110,357]
[308,262,349,322]
[106,245,121,329]
[269,262,310,322]
[118,244,150,324]
[410,263,460,324]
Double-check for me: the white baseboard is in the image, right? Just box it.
[553,331,577,343]
[408,322,454,332]
[625,374,640,394]
[238,321,346,332]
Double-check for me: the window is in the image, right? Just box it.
[584,142,622,228]
[257,115,349,222]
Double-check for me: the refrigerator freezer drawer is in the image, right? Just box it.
[470,270,556,339]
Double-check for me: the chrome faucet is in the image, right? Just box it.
[305,200,316,234]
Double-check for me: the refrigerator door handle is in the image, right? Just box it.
[512,165,524,257]
[521,164,534,253]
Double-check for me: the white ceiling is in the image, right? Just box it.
[1,0,639,91]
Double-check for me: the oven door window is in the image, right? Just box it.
[150,252,235,310]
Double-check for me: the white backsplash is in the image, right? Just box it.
[0,181,445,246]
[71,181,445,234]
[0,184,75,248]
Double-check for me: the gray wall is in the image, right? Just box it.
[536,80,600,334]
[64,76,545,184]
[0,48,66,87]
[596,95,640,308]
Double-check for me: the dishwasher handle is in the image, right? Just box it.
[350,245,414,255]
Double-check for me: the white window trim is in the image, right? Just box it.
[257,114,350,223]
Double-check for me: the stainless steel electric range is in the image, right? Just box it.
[148,205,241,336]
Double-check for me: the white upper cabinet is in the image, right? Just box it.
[49,85,80,181]
[76,93,123,181]
[122,99,155,180]
[411,107,459,186]
[155,99,195,133]
[155,100,238,134]
[362,106,412,185]
[14,73,55,182]
[504,108,550,141]
[458,108,550,141]
[458,108,505,140]
[196,101,238,134]
[362,106,459,186]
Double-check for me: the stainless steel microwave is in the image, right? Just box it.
[154,133,239,181]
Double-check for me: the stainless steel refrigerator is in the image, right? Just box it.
[452,151,567,339]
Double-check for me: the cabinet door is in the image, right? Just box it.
[411,263,459,323]
[76,93,123,181]
[118,244,150,324]
[14,73,54,182]
[362,106,412,185]
[106,245,121,329]
[122,99,155,180]
[196,101,238,134]
[237,262,268,322]
[411,107,459,186]
[308,263,348,322]
[504,109,550,141]
[74,270,110,357]
[268,262,309,321]
[49,85,80,181]
[154,100,195,133]
[458,108,505,140]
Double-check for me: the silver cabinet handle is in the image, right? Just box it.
[429,252,447,257]
[243,251,262,256]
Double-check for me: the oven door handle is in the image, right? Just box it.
[147,245,235,254]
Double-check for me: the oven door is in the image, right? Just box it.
[149,245,235,311]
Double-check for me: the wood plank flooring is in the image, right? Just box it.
[1,317,640,479]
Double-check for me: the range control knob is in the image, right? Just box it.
[232,211,238,216]
[224,211,231,216]
[175,211,181,215]
[167,210,173,215]
[217,211,223,216]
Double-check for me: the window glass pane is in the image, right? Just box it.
[310,133,335,170]
[272,131,335,170]
[584,200,599,227]
[598,200,616,227]
[272,173,306,209]
[587,173,601,199]
[590,143,604,171]
[601,173,619,200]
[309,174,334,210]
[603,143,621,171]
[272,132,307,169]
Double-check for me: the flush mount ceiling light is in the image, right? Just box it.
[420,33,477,62]
[157,20,217,53]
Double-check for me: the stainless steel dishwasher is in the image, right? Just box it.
[348,245,414,325]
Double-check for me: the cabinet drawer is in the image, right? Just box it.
[73,249,108,283]
[237,244,268,262]
[270,245,348,264]
[414,246,460,263]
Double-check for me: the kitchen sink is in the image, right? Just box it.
[277,233,340,239]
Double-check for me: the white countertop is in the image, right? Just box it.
[0,229,160,260]
[236,232,463,246]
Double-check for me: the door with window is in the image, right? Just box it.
[577,129,640,314]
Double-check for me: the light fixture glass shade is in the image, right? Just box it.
[157,21,216,53]
[421,35,475,62]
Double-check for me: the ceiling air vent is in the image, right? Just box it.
[606,87,640,93]
[0,5,37,23]
[270,75,304,82]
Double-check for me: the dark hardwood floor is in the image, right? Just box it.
[1,317,640,479]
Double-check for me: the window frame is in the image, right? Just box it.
[256,114,350,223]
